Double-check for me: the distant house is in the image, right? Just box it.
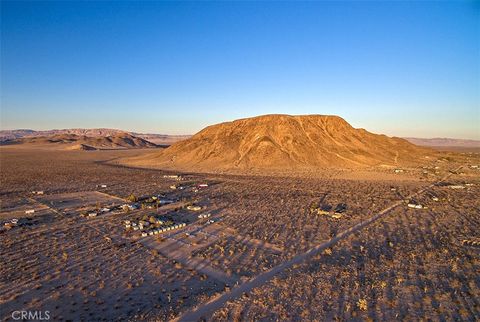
[407,201,423,209]
[448,185,465,189]
[122,204,137,211]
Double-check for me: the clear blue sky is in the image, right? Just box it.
[1,1,479,139]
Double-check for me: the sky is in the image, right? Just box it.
[1,1,479,139]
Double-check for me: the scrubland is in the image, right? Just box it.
[1,146,478,321]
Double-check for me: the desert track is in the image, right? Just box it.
[176,167,462,321]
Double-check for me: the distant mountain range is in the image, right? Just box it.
[403,137,480,148]
[0,132,160,150]
[1,128,478,152]
[0,129,191,146]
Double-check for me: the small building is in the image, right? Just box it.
[449,185,465,189]
[159,199,174,205]
[407,202,423,209]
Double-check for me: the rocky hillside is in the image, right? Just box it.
[0,128,190,145]
[122,114,430,171]
[2,133,158,150]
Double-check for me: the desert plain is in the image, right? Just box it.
[0,115,479,321]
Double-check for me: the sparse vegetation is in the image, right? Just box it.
[1,147,478,321]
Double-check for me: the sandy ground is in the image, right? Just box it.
[1,146,479,321]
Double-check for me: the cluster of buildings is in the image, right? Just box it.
[407,196,440,209]
[86,207,112,218]
[447,183,474,190]
[163,174,183,181]
[140,223,187,237]
[2,217,32,230]
[123,217,187,237]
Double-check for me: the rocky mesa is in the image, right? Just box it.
[120,114,430,172]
